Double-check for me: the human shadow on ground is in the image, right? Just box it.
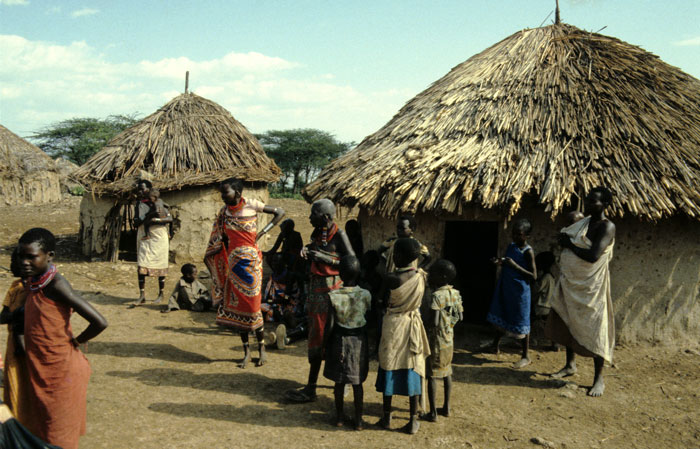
[89,341,217,364]
[112,367,394,430]
[152,323,313,360]
[451,353,565,390]
[78,292,137,306]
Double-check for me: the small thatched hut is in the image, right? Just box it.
[305,23,700,344]
[73,92,281,263]
[0,125,62,206]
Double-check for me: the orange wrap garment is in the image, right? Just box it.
[25,278,91,449]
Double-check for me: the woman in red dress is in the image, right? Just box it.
[205,178,285,368]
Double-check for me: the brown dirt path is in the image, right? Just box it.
[0,198,698,449]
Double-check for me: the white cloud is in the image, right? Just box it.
[46,6,61,14]
[138,52,297,79]
[0,34,409,142]
[0,0,29,5]
[71,8,98,17]
[673,36,700,46]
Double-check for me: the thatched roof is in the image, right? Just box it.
[72,92,281,195]
[0,124,58,177]
[304,23,700,221]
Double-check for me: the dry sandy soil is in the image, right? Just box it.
[0,197,699,449]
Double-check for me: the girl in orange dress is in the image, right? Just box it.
[18,228,108,449]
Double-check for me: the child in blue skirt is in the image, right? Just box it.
[486,219,537,369]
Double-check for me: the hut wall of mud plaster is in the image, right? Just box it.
[1,173,62,206]
[358,207,700,345]
[79,185,270,263]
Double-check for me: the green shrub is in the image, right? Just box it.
[69,185,86,196]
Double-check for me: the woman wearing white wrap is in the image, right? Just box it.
[546,187,616,397]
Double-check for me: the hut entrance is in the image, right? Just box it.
[443,221,498,323]
[118,204,138,262]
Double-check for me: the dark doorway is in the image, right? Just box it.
[443,221,499,323]
[118,204,137,262]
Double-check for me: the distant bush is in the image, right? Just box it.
[69,185,86,196]
[270,191,304,200]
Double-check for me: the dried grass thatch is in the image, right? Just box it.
[72,93,281,195]
[0,124,58,176]
[1,124,62,205]
[305,23,700,221]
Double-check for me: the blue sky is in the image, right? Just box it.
[1,0,699,143]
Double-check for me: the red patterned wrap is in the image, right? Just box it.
[204,206,264,332]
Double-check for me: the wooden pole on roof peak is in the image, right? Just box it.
[555,0,561,24]
[185,71,189,93]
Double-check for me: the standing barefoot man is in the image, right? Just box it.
[286,198,355,403]
[546,187,616,397]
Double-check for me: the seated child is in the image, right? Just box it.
[531,251,556,348]
[485,218,537,369]
[141,188,168,240]
[261,254,302,325]
[0,248,30,422]
[376,238,431,435]
[161,264,212,313]
[423,259,463,422]
[323,255,371,430]
[18,227,108,449]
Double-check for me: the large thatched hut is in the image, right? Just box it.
[73,92,281,263]
[0,124,62,206]
[305,23,700,344]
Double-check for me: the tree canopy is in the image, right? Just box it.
[31,115,138,165]
[256,129,352,194]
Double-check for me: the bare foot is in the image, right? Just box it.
[401,416,420,435]
[333,415,345,427]
[512,357,531,369]
[353,420,363,431]
[128,296,146,308]
[437,406,450,417]
[256,346,267,367]
[376,415,392,429]
[419,412,437,422]
[588,377,605,397]
[238,348,251,369]
[551,363,577,379]
[152,293,164,304]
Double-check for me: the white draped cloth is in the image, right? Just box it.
[551,216,615,363]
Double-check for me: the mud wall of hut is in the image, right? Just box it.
[358,207,700,345]
[1,172,62,206]
[79,195,119,257]
[79,185,271,264]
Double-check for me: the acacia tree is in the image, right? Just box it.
[31,115,138,165]
[257,129,352,193]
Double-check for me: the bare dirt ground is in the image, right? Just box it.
[1,197,699,449]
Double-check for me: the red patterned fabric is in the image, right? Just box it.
[204,205,264,332]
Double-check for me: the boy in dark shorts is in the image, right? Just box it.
[323,255,371,430]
